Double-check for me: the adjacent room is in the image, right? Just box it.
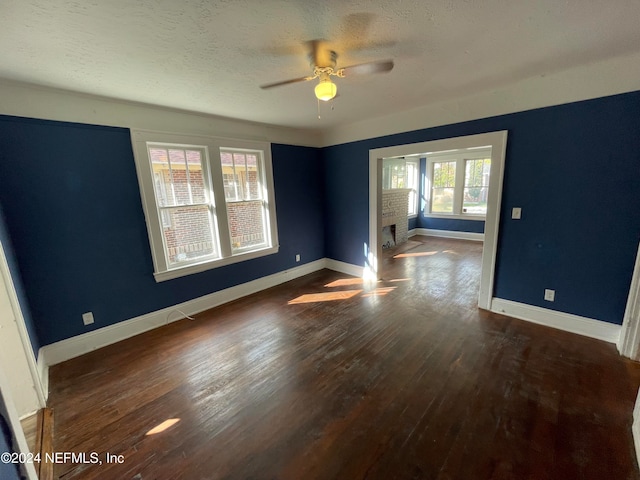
[1,1,640,479]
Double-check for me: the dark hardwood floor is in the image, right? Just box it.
[48,236,640,479]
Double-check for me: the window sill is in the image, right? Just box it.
[424,214,486,222]
[153,245,279,282]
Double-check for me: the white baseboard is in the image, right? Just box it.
[36,351,49,401]
[414,228,484,242]
[39,259,327,367]
[325,258,364,278]
[490,298,621,344]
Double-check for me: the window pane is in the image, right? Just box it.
[151,147,207,207]
[407,162,418,216]
[382,165,391,189]
[150,147,175,206]
[169,149,190,205]
[391,164,406,188]
[463,158,490,215]
[232,153,248,200]
[433,161,456,188]
[161,205,216,265]
[408,189,417,216]
[432,161,456,213]
[246,154,261,200]
[186,150,206,203]
[432,187,455,213]
[221,152,238,201]
[227,200,267,251]
[222,151,262,202]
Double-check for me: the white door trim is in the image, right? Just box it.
[368,131,508,309]
[618,241,640,358]
[0,239,46,410]
[0,365,39,479]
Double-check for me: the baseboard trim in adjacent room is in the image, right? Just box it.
[36,353,48,402]
[39,259,327,367]
[490,298,621,344]
[414,228,484,242]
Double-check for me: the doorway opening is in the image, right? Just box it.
[368,131,508,310]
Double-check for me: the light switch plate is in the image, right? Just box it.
[512,207,522,219]
[82,312,94,325]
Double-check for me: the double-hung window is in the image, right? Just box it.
[381,157,419,217]
[426,147,491,219]
[131,130,278,282]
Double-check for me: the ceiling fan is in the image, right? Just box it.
[260,40,394,102]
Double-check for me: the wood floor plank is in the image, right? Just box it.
[47,236,640,479]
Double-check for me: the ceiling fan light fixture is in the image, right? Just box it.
[314,75,337,101]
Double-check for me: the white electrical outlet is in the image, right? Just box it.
[512,207,522,219]
[82,312,94,325]
[295,254,301,262]
[544,289,555,302]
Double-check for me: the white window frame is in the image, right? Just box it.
[425,147,491,221]
[131,130,279,282]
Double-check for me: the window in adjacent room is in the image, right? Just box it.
[382,157,419,217]
[131,130,279,282]
[426,147,491,219]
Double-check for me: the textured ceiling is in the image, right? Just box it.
[2,1,640,132]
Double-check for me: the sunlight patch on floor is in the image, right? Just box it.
[288,290,363,305]
[146,418,180,436]
[325,278,365,288]
[393,251,438,258]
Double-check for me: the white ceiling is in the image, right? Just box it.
[2,1,640,133]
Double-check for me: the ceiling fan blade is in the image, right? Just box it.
[340,60,394,76]
[308,39,324,67]
[260,76,314,89]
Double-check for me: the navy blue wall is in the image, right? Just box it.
[1,90,639,350]
[419,217,485,233]
[323,91,640,325]
[0,116,325,346]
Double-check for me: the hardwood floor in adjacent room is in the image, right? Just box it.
[48,236,640,479]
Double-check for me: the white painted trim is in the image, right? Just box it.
[423,214,486,222]
[490,298,621,344]
[37,352,49,401]
[325,259,365,278]
[369,131,508,310]
[0,78,322,148]
[0,362,39,479]
[0,239,46,408]
[618,241,640,358]
[322,50,640,147]
[414,228,484,242]
[40,259,326,366]
[130,130,280,282]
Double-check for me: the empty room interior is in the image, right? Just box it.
[2,1,640,479]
